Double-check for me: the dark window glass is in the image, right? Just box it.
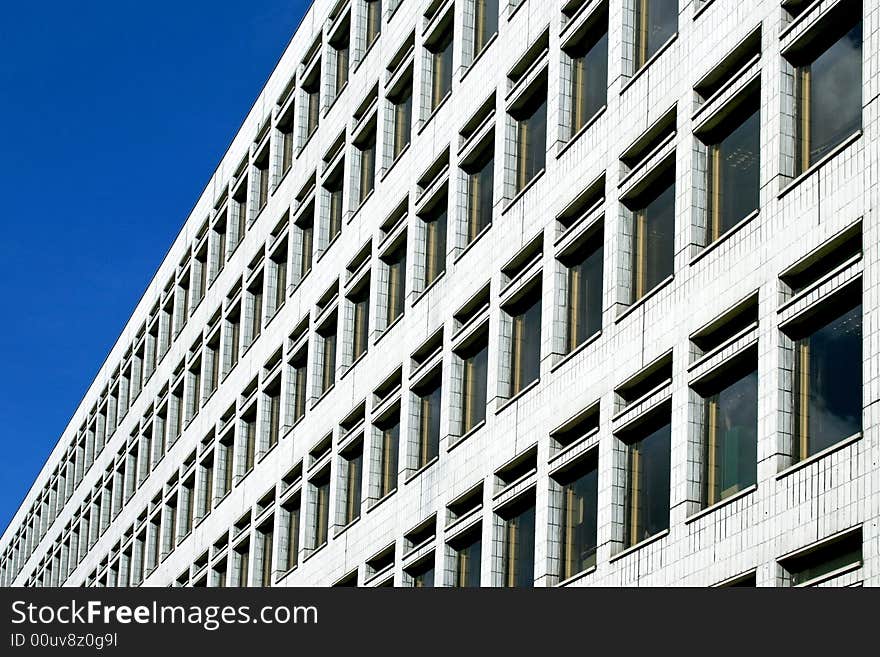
[570,30,608,135]
[473,0,498,57]
[424,207,447,285]
[453,533,482,587]
[632,177,675,302]
[351,286,370,361]
[385,244,406,325]
[559,460,598,579]
[708,106,760,240]
[509,294,542,395]
[344,451,362,524]
[515,95,547,193]
[502,501,535,587]
[392,88,413,159]
[796,21,862,173]
[313,480,330,548]
[320,329,337,394]
[378,420,399,497]
[634,0,678,71]
[567,239,603,351]
[460,340,488,433]
[431,29,453,110]
[417,381,442,467]
[358,133,376,203]
[795,302,862,458]
[788,531,862,586]
[466,153,494,241]
[624,418,670,547]
[703,366,758,506]
[411,561,434,587]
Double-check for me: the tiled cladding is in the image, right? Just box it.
[2,0,879,587]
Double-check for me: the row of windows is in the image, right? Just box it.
[24,206,865,587]
[2,0,866,583]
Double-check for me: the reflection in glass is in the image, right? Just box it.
[502,501,535,587]
[796,21,862,173]
[344,451,362,524]
[417,381,442,468]
[460,341,488,434]
[515,95,547,193]
[466,153,494,242]
[424,207,447,286]
[703,366,758,506]
[509,294,542,395]
[559,459,598,579]
[385,244,406,325]
[634,0,678,71]
[567,237,603,352]
[570,30,608,136]
[632,177,675,302]
[453,532,482,587]
[708,106,760,241]
[795,302,862,459]
[392,88,413,159]
[473,0,498,58]
[378,419,399,497]
[624,419,670,547]
[431,29,453,111]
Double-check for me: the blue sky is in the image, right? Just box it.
[0,0,311,533]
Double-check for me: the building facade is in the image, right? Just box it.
[2,0,878,588]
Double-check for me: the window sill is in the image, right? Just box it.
[453,222,492,264]
[310,384,335,410]
[412,269,446,307]
[323,82,348,118]
[353,34,381,76]
[290,268,312,296]
[460,32,498,83]
[494,378,541,415]
[688,209,759,267]
[380,142,411,182]
[275,564,298,584]
[404,455,439,485]
[775,431,862,480]
[609,528,669,564]
[273,167,292,194]
[614,274,674,324]
[556,105,607,159]
[256,441,278,465]
[302,542,327,563]
[417,90,453,136]
[620,33,678,95]
[340,351,368,381]
[555,563,597,587]
[348,189,376,225]
[684,484,757,525]
[315,231,342,265]
[502,168,546,215]
[778,130,862,200]
[550,329,602,373]
[366,488,397,514]
[507,0,527,22]
[374,313,404,347]
[794,561,862,588]
[334,515,361,538]
[298,128,318,157]
[447,420,486,453]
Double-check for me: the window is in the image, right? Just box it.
[318,321,338,396]
[507,289,542,396]
[793,299,862,460]
[326,171,344,243]
[349,283,370,362]
[234,542,249,587]
[458,339,488,434]
[384,242,406,326]
[240,409,257,476]
[331,27,350,98]
[623,415,671,547]
[464,149,494,242]
[232,186,248,251]
[794,19,862,174]
[390,84,413,160]
[564,234,603,352]
[246,281,263,347]
[422,204,447,287]
[415,378,442,468]
[255,148,269,213]
[266,384,281,452]
[706,104,760,241]
[365,0,381,48]
[356,128,377,204]
[224,308,241,376]
[472,0,498,59]
[513,93,547,193]
[282,500,300,571]
[258,523,273,586]
[376,416,399,498]
[305,77,320,138]
[288,352,308,425]
[342,446,363,525]
[218,432,234,500]
[568,20,608,136]
[269,244,288,317]
[295,203,314,280]
[557,454,598,580]
[409,558,435,587]
[701,364,758,507]
[187,359,202,423]
[311,477,330,549]
[501,497,535,588]
[205,333,221,397]
[451,529,481,587]
[279,110,294,178]
[429,26,453,111]
[783,530,862,586]
[630,172,675,302]
[633,0,677,72]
